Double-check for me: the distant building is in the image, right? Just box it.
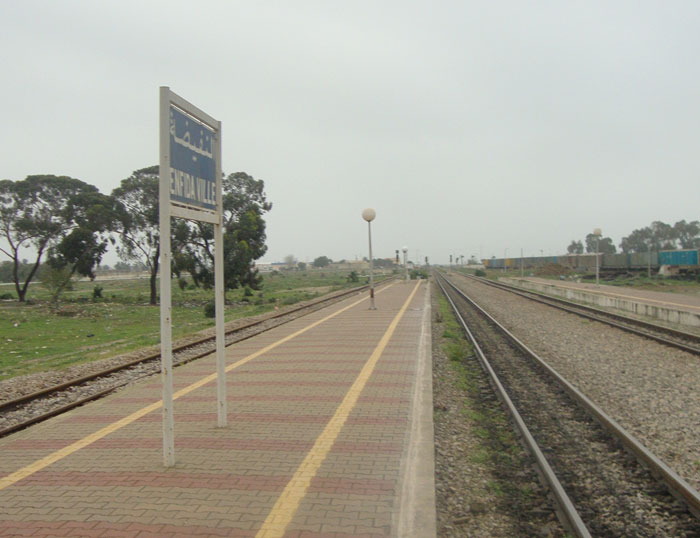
[254,262,276,273]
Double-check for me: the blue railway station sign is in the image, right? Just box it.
[169,105,217,210]
[159,87,224,467]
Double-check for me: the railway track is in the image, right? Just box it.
[436,271,700,536]
[0,279,393,438]
[454,272,700,356]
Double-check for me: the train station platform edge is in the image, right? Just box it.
[0,280,436,538]
[395,282,435,538]
[503,276,700,328]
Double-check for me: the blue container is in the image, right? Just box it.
[659,249,699,266]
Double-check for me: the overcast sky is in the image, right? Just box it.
[2,1,699,265]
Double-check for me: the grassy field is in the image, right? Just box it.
[0,269,381,380]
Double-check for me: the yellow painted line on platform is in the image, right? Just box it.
[255,280,423,538]
[0,283,397,492]
[0,401,163,491]
[524,279,700,312]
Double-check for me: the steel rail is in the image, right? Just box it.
[435,273,591,537]
[0,278,394,419]
[0,318,272,438]
[439,271,700,519]
[0,387,120,438]
[461,273,700,356]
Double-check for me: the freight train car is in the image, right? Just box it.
[659,249,699,267]
[481,249,698,274]
[629,252,658,269]
[558,254,597,271]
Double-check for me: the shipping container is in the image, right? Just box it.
[564,253,597,271]
[601,253,628,269]
[558,255,576,269]
[659,249,699,266]
[629,251,657,269]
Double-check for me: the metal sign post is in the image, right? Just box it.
[159,87,225,467]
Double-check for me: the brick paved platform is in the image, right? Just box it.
[0,280,435,538]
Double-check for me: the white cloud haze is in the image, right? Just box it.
[2,1,699,264]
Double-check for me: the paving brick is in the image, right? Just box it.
[0,282,431,537]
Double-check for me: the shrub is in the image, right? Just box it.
[347,271,359,283]
[243,286,253,297]
[203,301,215,318]
[178,278,188,291]
[93,285,103,299]
[475,269,486,277]
[410,269,429,280]
[0,292,13,300]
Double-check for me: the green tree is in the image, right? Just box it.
[0,260,32,284]
[649,221,677,250]
[45,191,123,304]
[112,165,161,305]
[173,172,272,292]
[113,261,134,272]
[619,220,686,252]
[0,175,100,301]
[585,234,616,254]
[567,240,584,254]
[312,256,332,268]
[673,220,700,249]
[619,227,652,253]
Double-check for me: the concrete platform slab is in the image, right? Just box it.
[0,280,435,538]
[504,277,700,328]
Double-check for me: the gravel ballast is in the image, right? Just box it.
[431,283,563,537]
[450,273,700,493]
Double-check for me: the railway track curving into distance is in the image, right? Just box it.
[0,278,394,438]
[436,271,700,537]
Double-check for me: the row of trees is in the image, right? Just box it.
[0,168,271,303]
[280,255,334,269]
[567,220,700,255]
[566,234,617,255]
[280,255,399,271]
[619,220,700,253]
